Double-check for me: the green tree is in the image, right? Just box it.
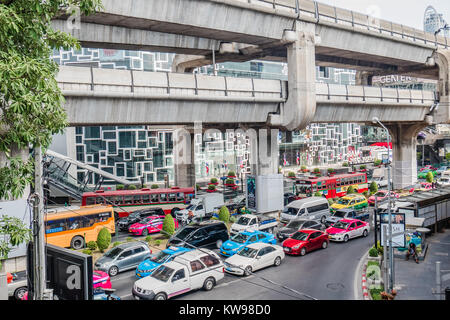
[0,215,31,269]
[127,185,137,190]
[116,184,124,190]
[369,181,378,194]
[288,171,296,177]
[0,0,103,200]
[210,178,218,184]
[218,206,230,223]
[426,171,434,183]
[162,214,176,237]
[227,171,236,177]
[151,184,159,189]
[96,227,111,253]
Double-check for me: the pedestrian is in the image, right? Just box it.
[405,242,419,264]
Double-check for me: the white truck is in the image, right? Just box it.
[229,214,278,236]
[131,249,224,300]
[176,193,224,224]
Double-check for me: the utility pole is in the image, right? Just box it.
[31,146,47,300]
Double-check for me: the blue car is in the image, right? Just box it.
[219,230,276,257]
[135,246,192,278]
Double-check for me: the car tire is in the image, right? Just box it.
[300,247,307,256]
[244,266,252,276]
[322,241,328,249]
[142,229,149,237]
[70,236,85,250]
[343,235,349,242]
[154,292,167,300]
[274,256,282,266]
[14,287,27,300]
[363,229,368,237]
[203,277,215,291]
[216,239,223,249]
[108,266,119,277]
[320,216,326,224]
[171,208,180,218]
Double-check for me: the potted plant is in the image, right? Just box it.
[359,165,367,172]
[327,168,335,176]
[313,168,321,176]
[225,178,236,187]
[374,159,382,167]
[342,162,349,167]
[300,165,308,173]
[207,185,217,193]
[227,171,236,178]
[287,171,296,179]
[209,177,219,185]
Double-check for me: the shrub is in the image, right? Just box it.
[196,184,201,191]
[369,247,379,257]
[151,184,159,189]
[229,216,237,223]
[82,249,92,255]
[327,168,335,173]
[225,178,235,185]
[342,162,349,167]
[96,227,111,253]
[116,184,124,190]
[369,181,378,194]
[145,236,153,243]
[227,171,236,177]
[360,165,366,170]
[288,171,296,177]
[218,206,230,223]
[376,241,384,255]
[112,241,121,248]
[374,159,382,166]
[127,185,137,190]
[314,191,322,197]
[162,214,176,236]
[426,171,434,183]
[347,186,355,194]
[87,241,97,251]
[208,184,216,190]
[313,168,320,173]
[301,165,307,171]
[446,153,450,162]
[155,240,161,246]
[210,177,218,184]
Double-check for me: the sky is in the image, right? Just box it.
[316,0,449,30]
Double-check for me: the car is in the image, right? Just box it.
[367,190,399,205]
[437,176,450,186]
[281,229,329,256]
[128,215,179,236]
[117,208,165,231]
[94,242,152,277]
[330,194,368,212]
[417,169,437,179]
[276,219,325,242]
[419,165,437,172]
[7,271,27,300]
[224,243,285,276]
[135,246,192,279]
[436,166,448,175]
[93,270,112,289]
[284,192,297,206]
[326,219,370,242]
[93,288,121,300]
[167,221,229,249]
[219,230,276,257]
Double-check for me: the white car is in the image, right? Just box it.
[223,243,285,276]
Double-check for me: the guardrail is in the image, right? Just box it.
[230,0,449,49]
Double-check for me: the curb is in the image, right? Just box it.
[361,264,370,300]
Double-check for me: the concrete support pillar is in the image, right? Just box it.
[433,50,450,123]
[355,71,373,86]
[387,124,426,189]
[268,21,316,130]
[248,128,279,176]
[173,128,195,188]
[171,54,207,73]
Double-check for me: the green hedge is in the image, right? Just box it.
[96,228,111,253]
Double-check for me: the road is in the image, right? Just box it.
[110,227,373,300]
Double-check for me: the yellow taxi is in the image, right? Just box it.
[331,194,368,212]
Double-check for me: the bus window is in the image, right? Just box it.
[160,193,167,203]
[134,195,142,204]
[142,194,150,203]
[46,219,67,234]
[86,197,95,205]
[168,193,176,202]
[176,193,184,201]
[104,196,114,205]
[96,197,104,204]
[151,194,159,203]
[124,195,133,205]
[66,217,81,230]
[114,196,123,205]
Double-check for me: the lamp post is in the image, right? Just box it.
[434,24,450,36]
[372,117,394,293]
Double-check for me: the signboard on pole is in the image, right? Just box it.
[380,213,406,248]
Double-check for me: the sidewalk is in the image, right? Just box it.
[394,227,450,300]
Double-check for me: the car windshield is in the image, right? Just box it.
[291,231,309,241]
[104,247,123,258]
[375,192,386,197]
[282,207,298,216]
[286,220,305,229]
[231,233,249,244]
[185,204,196,210]
[441,178,449,183]
[337,199,351,205]
[139,217,152,224]
[333,211,347,218]
[149,251,171,264]
[332,221,349,229]
[236,216,251,225]
[150,265,174,282]
[237,247,258,259]
[173,226,196,240]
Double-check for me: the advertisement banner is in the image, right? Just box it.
[380,213,406,248]
[246,175,256,212]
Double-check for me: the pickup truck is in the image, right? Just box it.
[229,214,278,237]
[131,249,224,300]
[324,208,370,227]
[176,193,224,225]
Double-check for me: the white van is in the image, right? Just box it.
[280,197,330,225]
[132,249,224,300]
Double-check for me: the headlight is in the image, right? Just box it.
[293,244,301,249]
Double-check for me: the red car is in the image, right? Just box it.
[128,215,178,236]
[93,270,112,289]
[326,218,370,242]
[281,229,329,256]
[367,190,399,205]
[420,165,437,172]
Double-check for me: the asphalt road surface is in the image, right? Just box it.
[110,227,373,300]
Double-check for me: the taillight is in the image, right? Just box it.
[222,268,225,273]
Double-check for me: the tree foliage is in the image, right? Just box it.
[162,214,176,236]
[426,171,434,183]
[96,227,111,253]
[0,0,103,200]
[369,181,378,194]
[346,186,355,194]
[0,215,32,268]
[218,206,230,223]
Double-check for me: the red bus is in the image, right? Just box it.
[294,172,368,199]
[82,187,195,218]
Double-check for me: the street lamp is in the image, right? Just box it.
[434,24,450,36]
[372,117,394,293]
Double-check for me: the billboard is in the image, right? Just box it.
[246,175,256,211]
[380,213,406,248]
[27,243,93,300]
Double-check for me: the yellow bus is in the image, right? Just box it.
[45,205,115,250]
